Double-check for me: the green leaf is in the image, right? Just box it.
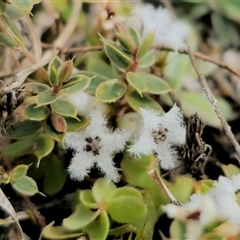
[58,59,73,83]
[48,56,63,86]
[138,51,155,68]
[65,116,89,132]
[36,90,59,106]
[102,39,133,70]
[79,71,108,94]
[84,211,109,240]
[34,133,55,161]
[96,79,127,103]
[10,165,29,181]
[107,187,142,201]
[2,134,38,158]
[23,83,51,94]
[128,27,141,48]
[164,176,194,202]
[0,32,18,47]
[109,224,134,236]
[9,0,32,11]
[0,14,23,47]
[126,72,147,96]
[139,73,171,94]
[44,119,65,142]
[63,203,100,231]
[5,4,28,20]
[42,223,84,240]
[42,153,67,196]
[50,100,77,118]
[11,176,38,196]
[107,196,147,223]
[221,164,240,178]
[80,190,98,209]
[6,120,42,138]
[136,32,155,59]
[59,75,91,95]
[92,178,117,202]
[169,220,186,240]
[127,91,164,113]
[116,32,136,53]
[87,58,115,79]
[24,104,50,121]
[178,91,236,128]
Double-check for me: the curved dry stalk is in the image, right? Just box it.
[41,43,240,79]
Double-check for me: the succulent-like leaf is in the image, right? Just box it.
[10,165,29,181]
[84,211,109,240]
[50,100,77,118]
[116,32,136,53]
[6,120,42,139]
[96,79,127,103]
[24,104,50,121]
[169,220,186,240]
[36,90,59,106]
[42,153,67,196]
[138,51,155,68]
[23,83,51,94]
[102,39,133,70]
[11,176,38,196]
[80,190,98,209]
[59,75,91,95]
[128,27,141,48]
[42,223,84,240]
[126,72,147,96]
[44,119,65,142]
[57,59,73,83]
[107,196,147,223]
[65,116,89,132]
[34,133,55,161]
[48,56,63,86]
[92,178,117,202]
[63,203,100,231]
[107,187,143,201]
[139,73,171,94]
[136,32,155,59]
[127,90,163,113]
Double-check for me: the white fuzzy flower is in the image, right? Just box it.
[207,174,240,224]
[163,194,219,239]
[128,4,189,51]
[163,174,240,239]
[128,104,186,170]
[65,107,129,182]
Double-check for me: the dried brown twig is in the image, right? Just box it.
[41,43,240,79]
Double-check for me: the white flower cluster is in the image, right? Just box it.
[128,4,189,51]
[65,107,129,182]
[163,174,240,239]
[128,104,186,170]
[65,103,185,182]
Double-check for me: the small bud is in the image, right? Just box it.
[58,59,74,84]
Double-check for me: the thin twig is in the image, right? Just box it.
[148,168,181,206]
[160,0,240,158]
[187,47,240,158]
[41,43,240,79]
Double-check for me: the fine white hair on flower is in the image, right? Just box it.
[128,104,186,170]
[207,174,240,224]
[127,4,189,51]
[162,174,240,239]
[65,107,129,182]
